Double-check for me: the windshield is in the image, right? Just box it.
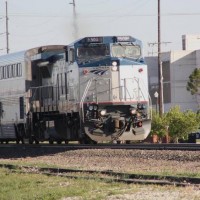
[77,44,109,63]
[111,45,141,59]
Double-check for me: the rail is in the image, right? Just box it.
[1,143,200,151]
[1,163,199,186]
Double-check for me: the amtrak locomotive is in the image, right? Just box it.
[0,36,151,144]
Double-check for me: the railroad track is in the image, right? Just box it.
[0,143,200,151]
[0,164,200,187]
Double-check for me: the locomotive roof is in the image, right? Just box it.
[70,36,142,46]
[0,50,25,66]
[0,45,66,66]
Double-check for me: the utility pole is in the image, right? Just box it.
[0,1,9,54]
[69,0,78,40]
[69,0,75,7]
[6,1,9,54]
[158,0,163,116]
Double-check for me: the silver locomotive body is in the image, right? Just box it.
[76,36,151,142]
[0,36,151,144]
[79,64,151,142]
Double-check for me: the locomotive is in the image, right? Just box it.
[0,36,151,144]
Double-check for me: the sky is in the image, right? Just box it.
[0,0,200,56]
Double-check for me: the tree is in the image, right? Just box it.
[150,109,167,139]
[165,106,200,143]
[187,68,200,105]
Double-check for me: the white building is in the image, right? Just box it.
[146,34,200,112]
[182,34,200,51]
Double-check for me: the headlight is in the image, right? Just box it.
[89,105,93,111]
[100,109,106,116]
[88,104,98,111]
[112,61,117,66]
[112,61,118,71]
[111,65,118,71]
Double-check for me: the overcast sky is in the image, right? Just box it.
[0,0,200,56]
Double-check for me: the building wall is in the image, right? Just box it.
[146,49,199,112]
[182,34,200,51]
[145,57,158,105]
[196,50,200,67]
[168,50,197,111]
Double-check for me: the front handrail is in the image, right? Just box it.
[80,78,94,123]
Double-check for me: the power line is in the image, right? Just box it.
[1,12,200,19]
[147,42,171,56]
[148,42,172,47]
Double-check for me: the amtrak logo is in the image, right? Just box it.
[90,69,108,76]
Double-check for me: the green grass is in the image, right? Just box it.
[0,166,200,200]
[0,167,137,200]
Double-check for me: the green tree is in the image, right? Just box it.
[150,109,167,139]
[187,68,200,95]
[187,68,200,106]
[165,106,199,143]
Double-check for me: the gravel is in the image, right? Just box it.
[9,148,199,174]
